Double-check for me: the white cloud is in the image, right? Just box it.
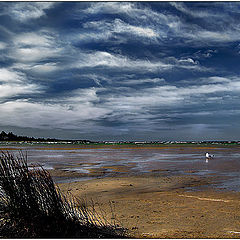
[11,31,63,63]
[169,3,240,45]
[14,62,59,73]
[201,76,231,84]
[75,51,172,71]
[188,30,233,43]
[0,88,110,129]
[80,2,181,44]
[30,63,59,73]
[98,75,240,119]
[165,56,208,72]
[120,78,165,86]
[84,19,157,39]
[66,88,101,104]
[0,68,42,99]
[178,58,197,65]
[105,85,183,110]
[170,2,223,19]
[12,47,60,62]
[69,50,210,73]
[167,6,240,45]
[84,2,178,26]
[83,2,240,46]
[79,3,182,45]
[0,42,6,50]
[193,49,218,59]
[0,68,25,83]
[114,19,157,37]
[84,2,135,15]
[0,83,40,99]
[6,30,64,76]
[9,2,55,22]
[80,2,236,46]
[14,32,54,47]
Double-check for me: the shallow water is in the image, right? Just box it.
[1,144,240,191]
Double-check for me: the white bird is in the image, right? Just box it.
[205,152,214,159]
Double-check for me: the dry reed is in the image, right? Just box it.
[0,151,127,238]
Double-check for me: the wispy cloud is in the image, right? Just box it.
[14,32,55,47]
[0,83,40,99]
[81,2,240,47]
[80,2,180,43]
[83,19,157,40]
[170,2,223,19]
[97,75,240,122]
[72,51,210,73]
[0,41,6,50]
[0,68,41,99]
[74,51,172,71]
[8,2,55,22]
[84,2,177,25]
[118,77,165,86]
[0,87,109,129]
[0,68,25,83]
[10,30,63,63]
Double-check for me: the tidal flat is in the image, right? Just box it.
[1,144,240,238]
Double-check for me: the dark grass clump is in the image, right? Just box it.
[0,151,127,238]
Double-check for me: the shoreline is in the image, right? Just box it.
[1,143,240,150]
[58,172,240,238]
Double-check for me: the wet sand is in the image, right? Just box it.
[59,173,240,238]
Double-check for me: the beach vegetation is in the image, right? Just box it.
[0,151,127,238]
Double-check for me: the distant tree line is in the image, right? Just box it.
[0,131,91,143]
[0,131,58,142]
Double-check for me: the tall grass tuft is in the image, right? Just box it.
[0,151,127,238]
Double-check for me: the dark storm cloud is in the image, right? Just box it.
[1,2,240,140]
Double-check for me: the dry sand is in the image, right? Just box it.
[59,173,240,238]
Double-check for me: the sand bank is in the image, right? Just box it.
[59,173,240,238]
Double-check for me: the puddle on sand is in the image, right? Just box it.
[213,175,240,191]
[53,176,96,184]
[61,167,90,174]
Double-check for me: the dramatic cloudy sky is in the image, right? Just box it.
[1,2,240,141]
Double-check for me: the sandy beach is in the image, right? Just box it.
[1,144,240,238]
[59,172,240,238]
